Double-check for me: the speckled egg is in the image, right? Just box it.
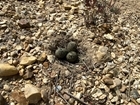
[66,51,78,63]
[55,48,68,59]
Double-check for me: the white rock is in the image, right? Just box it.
[47,29,55,36]
[75,92,81,99]
[99,94,107,100]
[111,96,119,102]
[113,78,122,87]
[96,46,108,61]
[104,34,114,40]
[20,56,36,66]
[3,84,10,91]
[47,55,55,63]
[24,84,41,104]
[0,63,18,76]
[93,89,103,98]
[136,98,140,103]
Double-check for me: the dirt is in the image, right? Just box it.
[0,0,140,105]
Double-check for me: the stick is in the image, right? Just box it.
[64,91,89,105]
[56,91,70,105]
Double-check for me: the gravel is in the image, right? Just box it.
[0,0,139,105]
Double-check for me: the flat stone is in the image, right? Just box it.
[20,56,36,66]
[103,34,114,40]
[47,55,55,63]
[136,98,140,103]
[24,84,41,104]
[18,19,30,28]
[37,52,47,62]
[113,78,122,87]
[96,46,108,61]
[0,63,18,76]
[3,84,10,91]
[111,96,119,102]
[103,77,114,85]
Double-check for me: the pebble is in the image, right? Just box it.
[113,78,122,87]
[47,29,55,36]
[96,46,108,61]
[93,89,103,98]
[20,56,37,66]
[136,98,140,103]
[18,19,30,28]
[37,52,47,62]
[99,94,107,100]
[3,84,10,91]
[111,96,119,103]
[0,63,18,76]
[75,92,81,99]
[47,55,55,63]
[104,34,114,40]
[24,84,41,104]
[103,77,114,85]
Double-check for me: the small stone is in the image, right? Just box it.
[113,78,121,87]
[93,89,103,98]
[18,19,30,28]
[47,29,55,36]
[47,55,55,63]
[136,98,140,103]
[111,96,119,102]
[0,63,18,76]
[55,48,68,59]
[24,84,41,104]
[63,3,72,10]
[68,98,74,104]
[96,46,108,61]
[3,84,10,91]
[104,34,114,40]
[66,51,78,63]
[42,78,48,84]
[37,52,47,62]
[103,77,113,85]
[23,70,33,79]
[10,102,15,105]
[66,41,77,52]
[65,70,71,76]
[41,88,49,103]
[0,94,6,105]
[55,85,62,92]
[120,85,126,92]
[20,56,36,66]
[43,62,49,68]
[75,92,81,99]
[99,94,107,100]
[63,94,70,100]
[112,26,120,32]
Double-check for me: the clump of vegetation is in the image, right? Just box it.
[84,0,119,27]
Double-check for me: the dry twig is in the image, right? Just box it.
[64,91,89,105]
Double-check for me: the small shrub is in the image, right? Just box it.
[84,0,119,27]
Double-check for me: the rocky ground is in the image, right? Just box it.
[0,0,140,105]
